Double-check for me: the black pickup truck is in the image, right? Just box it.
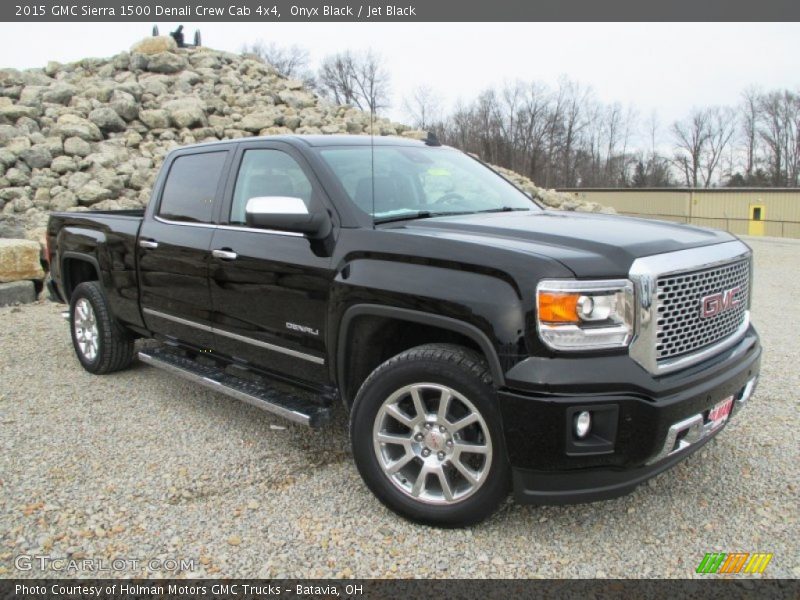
[46,135,761,526]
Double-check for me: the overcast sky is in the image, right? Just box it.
[0,22,797,135]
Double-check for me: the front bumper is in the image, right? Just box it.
[498,327,761,504]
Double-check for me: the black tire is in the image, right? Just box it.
[350,343,510,527]
[69,281,135,375]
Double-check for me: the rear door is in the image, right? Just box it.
[208,142,335,385]
[138,148,232,349]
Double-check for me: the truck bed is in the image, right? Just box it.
[47,209,145,328]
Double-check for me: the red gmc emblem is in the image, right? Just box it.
[701,286,742,318]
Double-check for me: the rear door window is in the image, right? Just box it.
[159,151,227,223]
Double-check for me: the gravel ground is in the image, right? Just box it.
[0,236,797,579]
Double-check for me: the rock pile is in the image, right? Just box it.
[0,38,607,258]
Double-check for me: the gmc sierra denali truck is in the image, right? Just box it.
[46,135,761,527]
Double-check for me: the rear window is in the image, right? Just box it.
[159,152,227,223]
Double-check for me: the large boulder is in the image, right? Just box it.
[163,98,207,128]
[76,181,113,206]
[5,136,31,158]
[240,109,278,132]
[51,155,77,174]
[50,190,78,211]
[42,83,77,105]
[278,90,316,110]
[19,85,47,106]
[139,109,170,129]
[20,144,53,169]
[0,280,36,306]
[146,52,188,74]
[89,107,127,133]
[0,238,44,282]
[130,36,178,56]
[109,90,139,121]
[0,102,37,120]
[63,136,92,157]
[55,114,103,142]
[5,168,29,186]
[0,124,19,145]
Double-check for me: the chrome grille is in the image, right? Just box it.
[655,259,750,361]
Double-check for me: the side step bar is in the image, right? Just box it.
[138,348,332,428]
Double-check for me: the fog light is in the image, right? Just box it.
[575,411,592,438]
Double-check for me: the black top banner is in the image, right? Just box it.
[3,0,800,22]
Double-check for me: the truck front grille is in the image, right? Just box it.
[655,259,750,361]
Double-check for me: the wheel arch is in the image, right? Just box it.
[61,252,101,300]
[337,304,505,407]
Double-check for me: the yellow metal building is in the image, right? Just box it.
[558,188,800,239]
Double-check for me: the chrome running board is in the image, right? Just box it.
[138,348,332,428]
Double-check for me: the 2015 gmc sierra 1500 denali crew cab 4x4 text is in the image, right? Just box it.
[46,135,761,526]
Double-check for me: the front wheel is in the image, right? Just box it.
[69,281,134,374]
[350,344,510,527]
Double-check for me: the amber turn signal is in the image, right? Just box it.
[538,292,580,323]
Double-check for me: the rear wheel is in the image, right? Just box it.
[69,281,134,374]
[350,344,510,527]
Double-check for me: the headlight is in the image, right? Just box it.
[536,279,635,351]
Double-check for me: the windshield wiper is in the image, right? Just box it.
[374,207,529,225]
[373,211,466,224]
[472,207,531,213]
[373,211,433,224]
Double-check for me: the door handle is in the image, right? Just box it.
[139,239,159,249]
[212,249,238,260]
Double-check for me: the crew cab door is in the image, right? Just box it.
[138,148,232,349]
[208,142,334,385]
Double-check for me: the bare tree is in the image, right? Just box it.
[517,82,550,181]
[741,86,761,179]
[318,50,389,113]
[757,89,800,186]
[559,79,591,187]
[317,52,358,106]
[671,109,711,187]
[701,107,737,186]
[643,113,673,187]
[402,85,443,130]
[431,76,797,189]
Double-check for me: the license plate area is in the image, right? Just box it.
[706,396,733,431]
[646,395,736,465]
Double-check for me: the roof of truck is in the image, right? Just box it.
[178,134,430,152]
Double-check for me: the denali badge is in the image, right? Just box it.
[701,286,742,319]
[286,322,319,336]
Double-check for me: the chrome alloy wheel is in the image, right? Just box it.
[73,298,99,362]
[372,383,493,505]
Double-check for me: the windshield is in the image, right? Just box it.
[318,146,538,221]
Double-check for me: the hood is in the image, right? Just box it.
[389,210,735,278]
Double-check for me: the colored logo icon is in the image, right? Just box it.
[696,553,773,574]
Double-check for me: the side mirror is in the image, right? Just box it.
[245,196,331,238]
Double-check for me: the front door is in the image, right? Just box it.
[209,144,335,385]
[138,148,231,350]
